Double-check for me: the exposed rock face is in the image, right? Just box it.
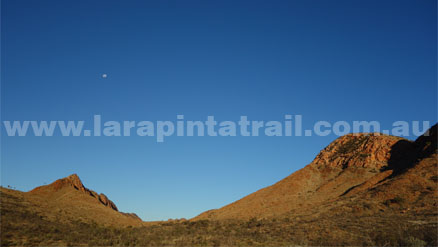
[43,174,87,192]
[31,174,118,211]
[98,193,118,211]
[311,133,406,170]
[195,124,438,220]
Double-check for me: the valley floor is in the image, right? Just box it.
[1,188,437,247]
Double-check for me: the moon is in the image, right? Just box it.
[102,74,108,78]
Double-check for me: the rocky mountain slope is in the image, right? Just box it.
[195,124,438,220]
[30,174,119,211]
[1,174,142,227]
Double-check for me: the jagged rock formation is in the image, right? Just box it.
[31,174,118,211]
[195,124,438,220]
[12,174,144,226]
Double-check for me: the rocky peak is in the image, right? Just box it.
[30,174,119,211]
[32,173,87,192]
[64,174,86,191]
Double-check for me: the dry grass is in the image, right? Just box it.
[2,189,437,246]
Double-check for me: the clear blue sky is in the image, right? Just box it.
[1,0,436,221]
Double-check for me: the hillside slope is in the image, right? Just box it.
[1,174,142,227]
[195,124,438,220]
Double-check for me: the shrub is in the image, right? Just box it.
[403,236,427,247]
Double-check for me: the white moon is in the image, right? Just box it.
[102,74,108,78]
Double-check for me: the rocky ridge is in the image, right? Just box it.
[31,174,119,211]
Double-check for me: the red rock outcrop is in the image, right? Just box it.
[311,133,406,170]
[98,193,118,211]
[31,174,119,211]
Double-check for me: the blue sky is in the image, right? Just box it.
[1,0,436,220]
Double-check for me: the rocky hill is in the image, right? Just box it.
[30,174,119,211]
[195,124,438,220]
[1,174,142,227]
